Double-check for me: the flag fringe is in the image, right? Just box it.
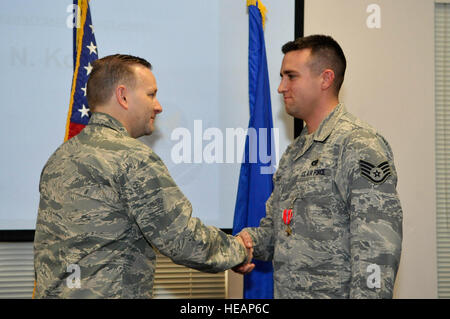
[247,0,267,29]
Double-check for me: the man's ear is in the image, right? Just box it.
[321,69,335,91]
[115,85,129,110]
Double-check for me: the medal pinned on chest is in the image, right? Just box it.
[283,208,293,236]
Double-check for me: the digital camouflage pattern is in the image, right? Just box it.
[244,104,403,299]
[34,112,247,298]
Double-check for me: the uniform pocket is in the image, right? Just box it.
[293,174,337,241]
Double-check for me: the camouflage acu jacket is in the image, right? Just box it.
[34,112,246,298]
[244,104,403,299]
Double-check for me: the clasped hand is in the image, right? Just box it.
[233,230,255,275]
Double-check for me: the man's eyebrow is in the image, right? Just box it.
[280,69,298,76]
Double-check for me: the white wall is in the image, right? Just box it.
[304,0,437,298]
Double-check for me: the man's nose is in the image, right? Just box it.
[278,79,286,94]
[154,99,162,114]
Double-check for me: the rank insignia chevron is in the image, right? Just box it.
[359,159,392,184]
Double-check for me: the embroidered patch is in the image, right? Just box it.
[359,160,391,184]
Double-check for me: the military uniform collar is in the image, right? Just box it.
[293,103,345,161]
[312,103,345,142]
[88,112,130,136]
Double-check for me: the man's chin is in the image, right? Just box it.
[284,105,304,119]
[284,105,296,117]
[145,125,155,136]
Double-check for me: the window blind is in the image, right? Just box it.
[153,252,227,299]
[0,242,34,298]
[435,1,450,299]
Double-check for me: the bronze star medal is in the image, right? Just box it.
[283,208,293,236]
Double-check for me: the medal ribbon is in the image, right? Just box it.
[283,209,293,225]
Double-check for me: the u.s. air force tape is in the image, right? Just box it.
[359,159,392,184]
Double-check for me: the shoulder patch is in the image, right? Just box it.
[359,160,391,184]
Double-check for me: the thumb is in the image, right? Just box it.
[239,231,253,248]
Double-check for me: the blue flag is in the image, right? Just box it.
[232,0,275,299]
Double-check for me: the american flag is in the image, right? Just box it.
[64,0,98,141]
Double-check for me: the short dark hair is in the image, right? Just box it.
[282,35,346,94]
[87,54,152,110]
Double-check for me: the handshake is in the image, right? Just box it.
[233,231,256,275]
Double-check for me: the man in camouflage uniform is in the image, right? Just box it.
[234,35,403,298]
[34,54,250,298]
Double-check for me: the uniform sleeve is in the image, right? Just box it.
[242,193,275,261]
[337,131,403,298]
[121,151,247,273]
